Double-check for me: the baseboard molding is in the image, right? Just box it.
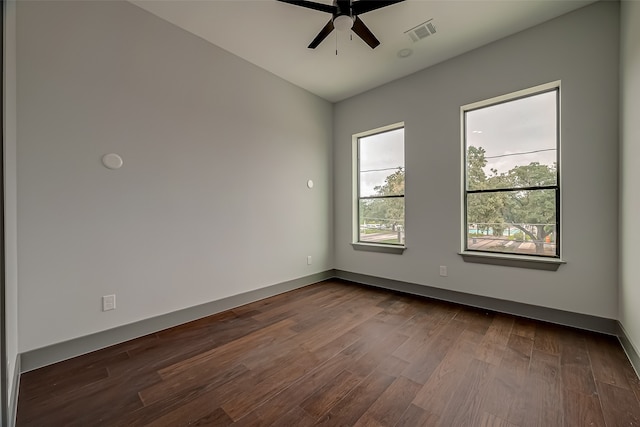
[618,322,640,378]
[20,271,333,373]
[9,355,20,427]
[17,268,627,375]
[334,269,619,336]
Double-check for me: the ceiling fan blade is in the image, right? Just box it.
[352,16,380,49]
[308,19,335,49]
[276,0,336,14]
[352,0,405,15]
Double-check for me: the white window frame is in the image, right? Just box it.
[459,82,565,270]
[352,122,406,254]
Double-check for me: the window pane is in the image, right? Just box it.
[359,128,404,197]
[466,90,557,191]
[359,198,405,245]
[466,189,557,257]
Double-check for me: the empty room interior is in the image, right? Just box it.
[3,0,640,425]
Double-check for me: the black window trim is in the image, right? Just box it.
[461,82,563,266]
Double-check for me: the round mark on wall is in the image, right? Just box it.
[102,153,123,170]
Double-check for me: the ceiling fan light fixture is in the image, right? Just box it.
[334,15,354,31]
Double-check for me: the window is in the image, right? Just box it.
[462,83,560,259]
[355,124,405,247]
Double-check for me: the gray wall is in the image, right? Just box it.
[10,0,634,373]
[334,2,620,319]
[620,1,640,362]
[16,1,333,353]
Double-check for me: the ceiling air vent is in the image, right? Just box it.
[405,20,437,42]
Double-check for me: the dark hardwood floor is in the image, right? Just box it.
[16,280,640,426]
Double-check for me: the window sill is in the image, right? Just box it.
[459,251,565,271]
[352,243,406,255]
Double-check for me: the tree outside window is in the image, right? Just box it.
[464,86,559,258]
[357,126,405,245]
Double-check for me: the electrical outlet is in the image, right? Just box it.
[102,294,116,311]
[439,265,448,277]
[307,255,312,265]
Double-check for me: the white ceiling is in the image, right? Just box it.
[131,0,595,103]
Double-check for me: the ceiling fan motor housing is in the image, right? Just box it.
[277,0,406,49]
[333,0,354,30]
[335,0,353,18]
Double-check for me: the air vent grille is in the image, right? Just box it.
[405,20,437,42]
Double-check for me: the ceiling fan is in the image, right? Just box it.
[277,0,406,49]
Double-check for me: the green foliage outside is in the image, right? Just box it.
[358,148,556,254]
[360,167,405,232]
[466,146,557,254]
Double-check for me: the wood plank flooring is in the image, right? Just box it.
[16,280,640,426]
